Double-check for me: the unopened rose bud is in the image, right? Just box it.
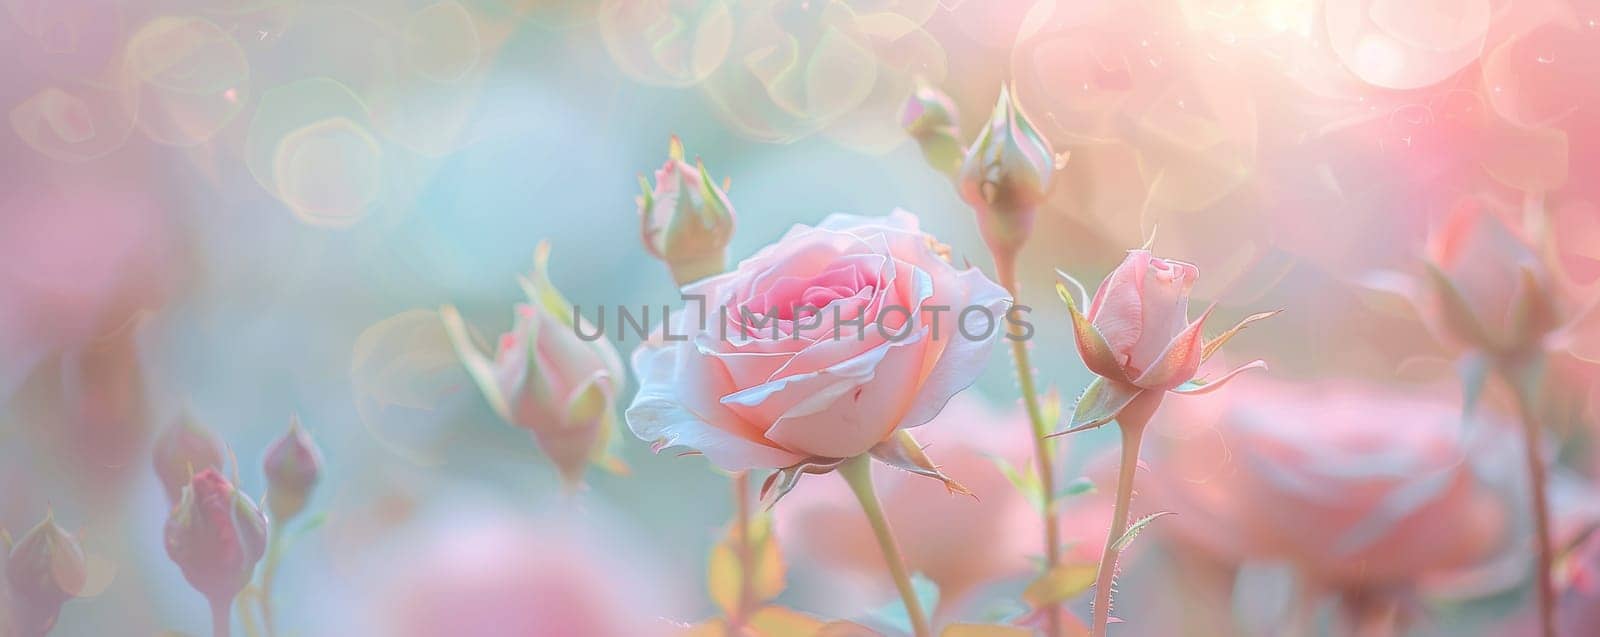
[263,416,322,523]
[1424,200,1561,360]
[638,135,735,286]
[4,512,86,637]
[152,412,225,504]
[959,86,1055,263]
[440,242,628,488]
[163,469,268,608]
[902,80,963,178]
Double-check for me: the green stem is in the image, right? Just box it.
[839,455,932,637]
[996,258,1062,636]
[1091,421,1145,637]
[729,471,753,632]
[1505,370,1555,637]
[257,527,286,637]
[668,252,729,288]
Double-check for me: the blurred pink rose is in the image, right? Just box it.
[442,243,628,487]
[1140,377,1511,593]
[381,519,673,637]
[774,395,1101,615]
[627,211,1010,469]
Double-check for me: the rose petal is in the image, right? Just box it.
[1132,304,1214,390]
[627,340,804,470]
[896,268,1011,430]
[763,331,931,458]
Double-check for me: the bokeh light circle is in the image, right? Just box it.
[246,77,385,227]
[598,0,734,87]
[1326,0,1491,90]
[351,310,473,467]
[9,77,140,162]
[272,117,385,227]
[124,16,250,146]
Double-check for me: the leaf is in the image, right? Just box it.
[1111,511,1175,554]
[707,511,786,616]
[990,455,1043,511]
[1051,378,1143,437]
[1056,275,1128,382]
[1424,262,1495,350]
[1169,360,1268,395]
[437,305,512,422]
[759,457,845,508]
[1201,310,1281,361]
[74,552,118,598]
[1022,562,1097,608]
[1056,477,1096,501]
[942,624,1034,637]
[1510,265,1560,349]
[747,605,827,637]
[1039,388,1062,433]
[518,241,576,328]
[869,430,972,497]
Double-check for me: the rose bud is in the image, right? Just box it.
[1056,251,1276,434]
[163,468,268,610]
[958,86,1055,262]
[440,242,628,488]
[1424,199,1560,361]
[262,415,323,523]
[901,80,963,178]
[638,135,735,286]
[151,412,225,504]
[5,512,86,637]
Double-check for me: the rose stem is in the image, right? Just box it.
[731,470,754,629]
[1507,373,1556,637]
[257,526,286,637]
[211,597,233,637]
[839,454,932,637]
[995,258,1063,636]
[1091,420,1146,637]
[236,594,262,637]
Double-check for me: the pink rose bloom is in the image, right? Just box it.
[380,519,674,637]
[627,211,1010,469]
[1139,377,1512,592]
[442,243,628,487]
[774,395,1104,615]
